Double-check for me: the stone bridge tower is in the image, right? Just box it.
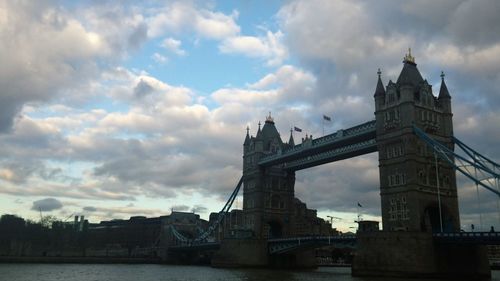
[242,114,296,239]
[374,50,459,232]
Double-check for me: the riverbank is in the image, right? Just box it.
[0,256,160,264]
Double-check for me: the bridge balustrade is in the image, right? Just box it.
[258,120,376,166]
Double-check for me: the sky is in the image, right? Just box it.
[1,0,500,232]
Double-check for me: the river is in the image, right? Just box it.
[0,264,499,281]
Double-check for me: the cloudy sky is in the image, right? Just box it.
[1,0,500,232]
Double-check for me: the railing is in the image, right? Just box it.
[268,235,357,254]
[433,232,500,244]
[283,139,376,170]
[259,120,376,165]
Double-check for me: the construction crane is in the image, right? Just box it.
[326,215,342,226]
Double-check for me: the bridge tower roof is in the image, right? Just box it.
[260,112,282,144]
[397,48,424,87]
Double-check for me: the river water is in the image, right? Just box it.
[0,264,499,281]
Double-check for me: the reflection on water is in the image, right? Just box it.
[0,264,499,281]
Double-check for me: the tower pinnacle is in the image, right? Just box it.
[374,68,386,97]
[403,48,415,65]
[266,112,274,123]
[438,71,451,99]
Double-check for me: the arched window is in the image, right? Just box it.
[271,194,281,209]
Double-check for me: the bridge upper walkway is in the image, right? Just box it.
[258,120,377,170]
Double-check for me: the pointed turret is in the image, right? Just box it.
[256,121,262,139]
[244,126,250,146]
[438,71,451,99]
[288,128,295,146]
[374,68,386,97]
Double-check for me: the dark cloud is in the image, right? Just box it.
[171,205,190,212]
[191,205,208,214]
[83,206,97,212]
[32,198,63,212]
[128,23,148,50]
[133,79,155,98]
[446,0,500,47]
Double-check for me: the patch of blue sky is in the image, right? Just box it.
[44,160,94,184]
[112,131,149,141]
[215,0,283,33]
[79,94,130,114]
[125,38,273,101]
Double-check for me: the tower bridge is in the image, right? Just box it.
[166,51,500,279]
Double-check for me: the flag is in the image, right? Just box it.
[294,126,302,132]
[357,202,363,207]
[323,115,332,121]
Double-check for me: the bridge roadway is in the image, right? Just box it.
[258,120,377,171]
[167,232,500,254]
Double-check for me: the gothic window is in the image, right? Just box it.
[272,177,279,190]
[418,169,425,183]
[271,195,281,209]
[429,166,437,186]
[279,201,285,209]
[245,181,255,190]
[389,196,409,221]
[444,176,450,188]
[389,93,395,103]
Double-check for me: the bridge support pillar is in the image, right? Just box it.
[352,231,490,279]
[211,238,317,268]
[211,239,269,267]
[270,250,316,268]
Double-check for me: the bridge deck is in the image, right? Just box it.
[258,120,376,169]
[433,232,500,244]
[268,236,357,254]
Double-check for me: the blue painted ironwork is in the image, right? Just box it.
[453,136,500,174]
[169,176,243,245]
[413,125,500,197]
[258,120,377,169]
[283,139,377,171]
[168,242,221,252]
[268,235,357,254]
[433,232,500,245]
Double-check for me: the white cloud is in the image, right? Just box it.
[219,30,288,66]
[161,37,186,56]
[148,2,240,39]
[152,52,168,64]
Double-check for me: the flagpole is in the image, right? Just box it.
[322,116,324,136]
